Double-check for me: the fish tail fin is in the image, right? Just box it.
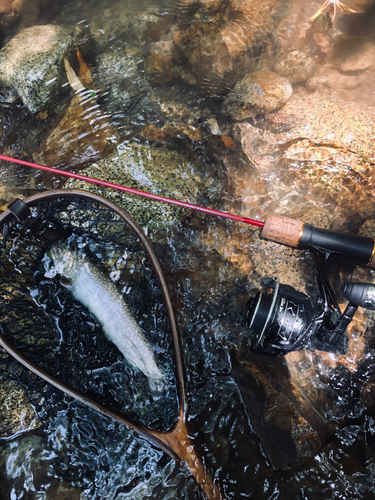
[148,373,167,394]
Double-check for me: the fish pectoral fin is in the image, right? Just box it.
[60,276,72,287]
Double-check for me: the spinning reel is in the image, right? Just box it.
[246,251,375,356]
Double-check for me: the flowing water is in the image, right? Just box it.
[1,0,375,498]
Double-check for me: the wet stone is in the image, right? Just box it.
[248,229,318,292]
[63,141,223,233]
[94,48,152,118]
[56,0,172,57]
[145,53,176,84]
[173,0,282,92]
[336,40,375,73]
[0,0,53,30]
[230,349,333,469]
[34,91,118,171]
[222,70,293,121]
[235,92,375,228]
[273,49,316,84]
[0,24,80,114]
[0,378,40,438]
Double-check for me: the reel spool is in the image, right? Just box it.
[246,274,375,356]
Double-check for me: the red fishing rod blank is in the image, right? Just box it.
[0,154,265,228]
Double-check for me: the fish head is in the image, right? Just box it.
[46,241,77,279]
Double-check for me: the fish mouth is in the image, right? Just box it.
[46,242,76,277]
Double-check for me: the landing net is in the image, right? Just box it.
[0,192,178,430]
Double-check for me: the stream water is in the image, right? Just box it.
[1,0,375,499]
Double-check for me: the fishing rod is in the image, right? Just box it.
[1,153,374,267]
[1,155,375,361]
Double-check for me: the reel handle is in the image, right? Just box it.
[262,213,375,267]
[342,282,375,310]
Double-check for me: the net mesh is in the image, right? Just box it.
[0,195,178,430]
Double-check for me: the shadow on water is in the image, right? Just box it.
[1,0,375,498]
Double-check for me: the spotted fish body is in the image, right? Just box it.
[49,241,166,393]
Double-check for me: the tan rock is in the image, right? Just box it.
[273,50,316,84]
[337,41,375,72]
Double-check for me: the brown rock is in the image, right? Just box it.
[34,91,118,173]
[273,50,316,84]
[361,377,375,408]
[337,41,375,73]
[145,53,175,84]
[0,0,55,29]
[200,225,253,276]
[234,92,375,228]
[0,0,22,27]
[46,480,81,500]
[174,0,282,92]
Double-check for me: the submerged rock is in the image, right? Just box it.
[335,40,375,73]
[0,0,56,30]
[222,70,293,120]
[174,0,282,92]
[233,92,375,228]
[94,48,151,117]
[0,25,80,114]
[63,142,223,232]
[0,378,40,438]
[231,349,335,469]
[56,0,173,56]
[273,50,316,84]
[34,90,118,171]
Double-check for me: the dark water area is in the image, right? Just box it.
[1,0,375,499]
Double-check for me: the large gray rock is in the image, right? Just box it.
[0,24,80,113]
[64,141,223,232]
[94,48,152,117]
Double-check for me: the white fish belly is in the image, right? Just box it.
[70,262,165,390]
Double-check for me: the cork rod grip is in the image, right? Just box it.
[262,213,304,248]
[262,212,375,267]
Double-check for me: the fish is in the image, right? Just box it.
[46,239,166,393]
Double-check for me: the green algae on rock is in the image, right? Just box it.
[64,142,223,231]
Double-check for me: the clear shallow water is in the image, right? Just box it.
[1,0,375,498]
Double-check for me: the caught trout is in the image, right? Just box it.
[46,240,166,393]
